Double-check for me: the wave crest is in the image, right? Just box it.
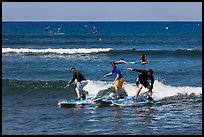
[2,48,113,55]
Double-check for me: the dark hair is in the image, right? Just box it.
[148,69,153,74]
[111,61,116,65]
[71,67,76,70]
[121,58,124,60]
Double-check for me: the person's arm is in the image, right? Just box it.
[103,72,113,77]
[150,76,154,91]
[65,74,76,88]
[112,74,119,84]
[127,68,146,73]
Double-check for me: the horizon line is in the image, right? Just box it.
[2,20,202,22]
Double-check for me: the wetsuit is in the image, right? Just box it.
[141,55,147,62]
[132,69,154,90]
[69,72,87,91]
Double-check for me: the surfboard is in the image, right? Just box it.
[101,96,154,107]
[55,33,64,35]
[128,60,141,64]
[58,97,92,107]
[141,61,148,64]
[58,94,96,107]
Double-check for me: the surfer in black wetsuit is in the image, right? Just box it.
[140,53,148,64]
[65,67,88,100]
[127,68,154,100]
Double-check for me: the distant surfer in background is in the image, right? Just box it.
[140,53,148,64]
[115,58,127,64]
[103,61,125,99]
[45,25,50,33]
[57,26,61,33]
[93,25,97,33]
[50,32,54,37]
[127,68,154,100]
[65,67,88,100]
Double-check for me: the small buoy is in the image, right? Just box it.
[85,25,87,28]
[166,27,169,30]
[198,24,199,26]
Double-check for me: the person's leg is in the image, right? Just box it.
[75,82,81,99]
[80,81,88,99]
[115,78,124,98]
[115,86,120,98]
[75,87,81,99]
[146,85,152,98]
[135,84,143,98]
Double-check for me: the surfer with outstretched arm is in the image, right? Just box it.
[65,67,88,100]
[127,68,154,100]
[103,61,125,99]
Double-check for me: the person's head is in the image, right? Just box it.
[121,58,124,60]
[147,69,153,76]
[142,53,145,56]
[111,61,116,68]
[71,67,76,74]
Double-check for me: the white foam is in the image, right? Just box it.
[84,80,202,101]
[2,48,113,54]
[124,80,202,100]
[83,80,112,95]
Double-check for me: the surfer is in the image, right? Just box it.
[140,53,148,64]
[45,25,50,33]
[103,61,125,99]
[93,25,97,33]
[65,67,88,100]
[127,68,154,100]
[57,26,61,33]
[50,32,54,37]
[115,58,127,64]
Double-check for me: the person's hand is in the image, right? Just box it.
[127,68,133,71]
[65,84,69,88]
[103,74,107,77]
[112,82,115,86]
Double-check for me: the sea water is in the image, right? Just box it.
[2,22,202,135]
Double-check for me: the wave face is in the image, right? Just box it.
[3,79,202,100]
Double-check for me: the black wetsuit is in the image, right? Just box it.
[69,72,86,84]
[141,55,146,62]
[132,69,154,90]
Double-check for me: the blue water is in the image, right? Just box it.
[2,22,202,135]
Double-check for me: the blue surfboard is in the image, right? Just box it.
[58,94,96,107]
[127,60,141,64]
[101,96,154,107]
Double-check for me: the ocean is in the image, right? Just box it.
[2,22,202,135]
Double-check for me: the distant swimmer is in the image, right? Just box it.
[45,25,50,33]
[65,67,88,100]
[50,32,54,36]
[58,26,61,33]
[103,62,125,99]
[115,58,127,64]
[127,68,154,100]
[97,37,102,41]
[93,25,97,33]
[132,48,140,52]
[140,53,148,64]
